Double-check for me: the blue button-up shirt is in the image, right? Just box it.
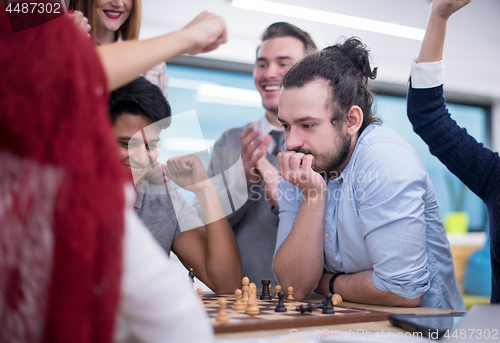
[274,124,465,310]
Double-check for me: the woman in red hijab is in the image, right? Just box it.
[0,3,226,342]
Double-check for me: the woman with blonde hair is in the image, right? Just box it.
[71,0,168,97]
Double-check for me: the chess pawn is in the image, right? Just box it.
[241,276,250,305]
[287,286,294,301]
[269,283,272,295]
[232,289,246,312]
[323,293,335,314]
[275,285,282,299]
[274,291,287,312]
[196,288,204,308]
[332,293,343,306]
[245,283,259,316]
[216,297,230,324]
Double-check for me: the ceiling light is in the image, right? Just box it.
[232,0,425,41]
[168,78,263,108]
[197,84,261,103]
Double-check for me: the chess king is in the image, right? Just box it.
[272,37,465,310]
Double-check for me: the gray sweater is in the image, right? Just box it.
[136,180,203,254]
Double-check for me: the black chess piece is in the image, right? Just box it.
[275,291,287,312]
[188,268,195,284]
[260,280,272,300]
[296,302,324,314]
[322,293,335,314]
[296,303,312,314]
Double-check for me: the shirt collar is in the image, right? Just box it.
[253,114,282,136]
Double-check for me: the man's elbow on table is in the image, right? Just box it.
[396,296,421,307]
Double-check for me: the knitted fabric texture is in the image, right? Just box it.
[407,82,500,303]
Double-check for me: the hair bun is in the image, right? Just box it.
[327,37,377,81]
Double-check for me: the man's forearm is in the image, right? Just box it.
[316,270,421,307]
[273,196,326,301]
[203,218,243,293]
[197,186,243,292]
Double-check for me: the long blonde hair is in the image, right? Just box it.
[71,0,141,42]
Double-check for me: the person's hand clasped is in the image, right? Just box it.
[165,154,212,194]
[180,11,227,55]
[278,150,327,201]
[240,125,272,184]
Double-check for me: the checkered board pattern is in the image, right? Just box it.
[202,294,389,334]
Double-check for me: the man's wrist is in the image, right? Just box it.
[192,182,217,197]
[301,186,327,203]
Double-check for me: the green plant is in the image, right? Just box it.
[444,173,467,212]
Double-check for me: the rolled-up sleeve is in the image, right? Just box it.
[356,143,430,299]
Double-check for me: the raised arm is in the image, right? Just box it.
[97,11,227,91]
[408,0,500,201]
[417,0,470,63]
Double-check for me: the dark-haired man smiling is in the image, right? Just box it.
[110,77,242,293]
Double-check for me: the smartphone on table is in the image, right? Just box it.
[389,313,465,339]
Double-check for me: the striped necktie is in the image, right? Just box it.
[269,130,285,156]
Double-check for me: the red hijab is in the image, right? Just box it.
[0,4,125,343]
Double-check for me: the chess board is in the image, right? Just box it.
[202,294,390,334]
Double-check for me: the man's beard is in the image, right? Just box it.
[323,133,351,177]
[295,133,351,178]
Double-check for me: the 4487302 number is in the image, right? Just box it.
[6,2,61,14]
[443,329,498,340]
